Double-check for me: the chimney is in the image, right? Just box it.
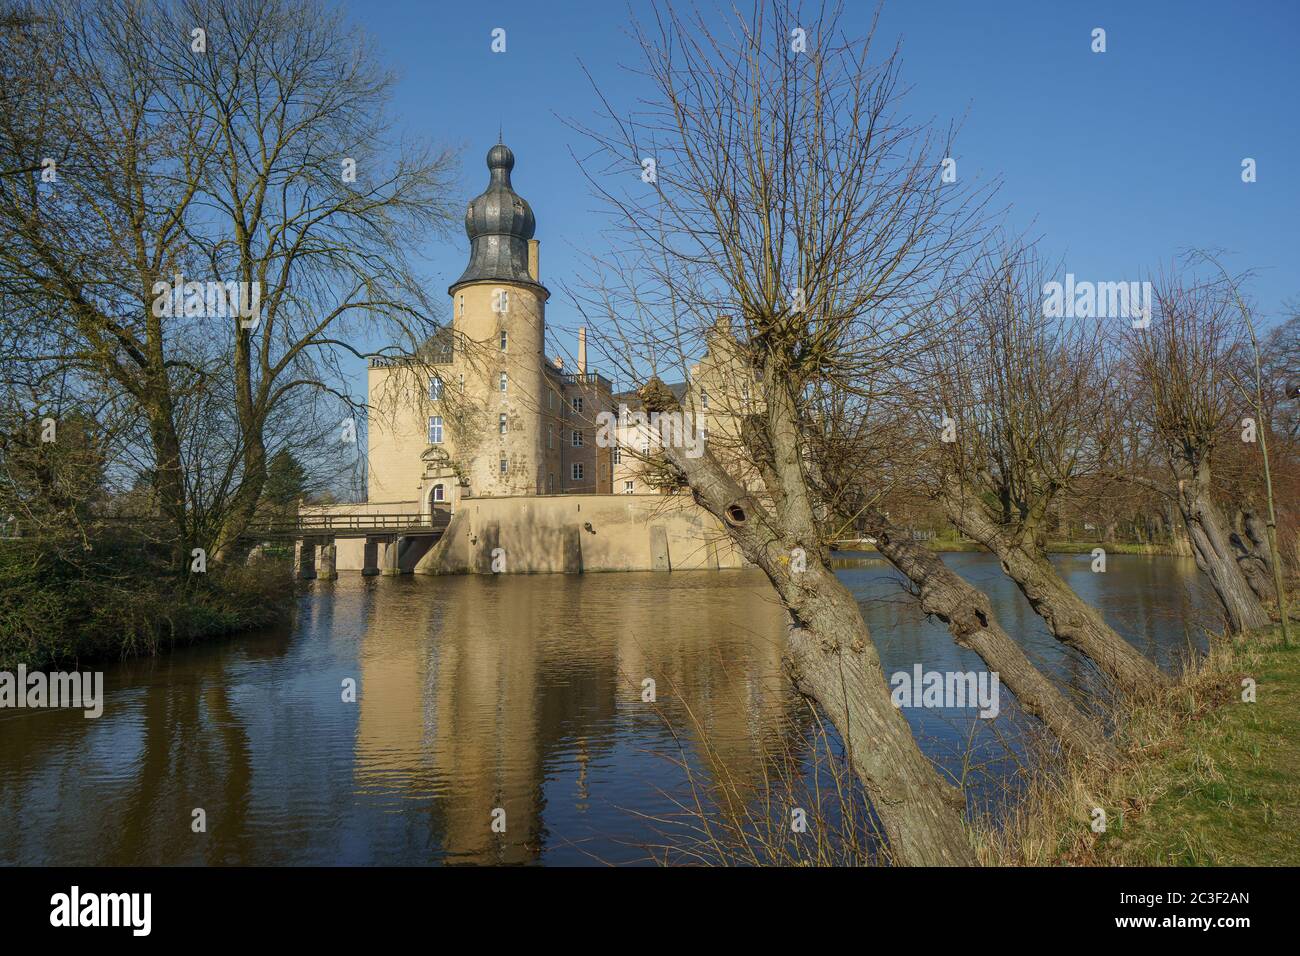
[577,327,587,374]
[527,239,540,282]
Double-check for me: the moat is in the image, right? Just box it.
[0,554,1216,865]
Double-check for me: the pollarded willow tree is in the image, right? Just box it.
[924,240,1168,695]
[572,0,991,865]
[1126,268,1271,634]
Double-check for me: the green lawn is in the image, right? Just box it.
[1091,633,1300,865]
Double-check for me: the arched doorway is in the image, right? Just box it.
[429,483,447,517]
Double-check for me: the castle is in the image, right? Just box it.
[305,143,751,575]
[366,141,618,511]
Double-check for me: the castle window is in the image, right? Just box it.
[572,429,583,447]
[428,376,443,401]
[500,330,508,351]
[571,463,584,481]
[548,392,555,411]
[624,480,635,494]
[613,444,621,465]
[571,396,583,413]
[701,389,709,410]
[458,373,465,392]
[547,425,553,449]
[547,473,555,494]
[499,372,508,393]
[499,458,508,475]
[428,416,444,444]
[499,414,508,435]
[600,462,607,480]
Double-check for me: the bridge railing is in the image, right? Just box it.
[249,510,451,537]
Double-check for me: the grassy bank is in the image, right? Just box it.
[0,537,296,671]
[981,626,1298,865]
[1044,539,1183,556]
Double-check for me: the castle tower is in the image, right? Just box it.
[450,143,549,496]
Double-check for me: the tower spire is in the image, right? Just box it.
[450,142,542,293]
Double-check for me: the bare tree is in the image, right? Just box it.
[163,0,458,555]
[0,0,457,565]
[0,0,206,568]
[1126,267,1272,633]
[1202,253,1291,645]
[572,1,990,864]
[926,241,1168,694]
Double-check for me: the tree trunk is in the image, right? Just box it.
[1230,508,1276,605]
[215,310,267,562]
[864,510,1116,763]
[652,391,976,865]
[1176,469,1270,633]
[140,308,191,573]
[215,432,267,562]
[781,563,978,865]
[942,484,1168,695]
[143,397,191,572]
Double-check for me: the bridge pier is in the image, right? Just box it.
[316,539,338,581]
[362,538,380,577]
[294,537,317,580]
[381,535,402,576]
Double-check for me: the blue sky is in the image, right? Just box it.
[341,0,1299,391]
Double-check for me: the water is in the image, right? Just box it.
[0,554,1217,865]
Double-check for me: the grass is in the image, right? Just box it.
[979,626,1299,866]
[1044,539,1179,556]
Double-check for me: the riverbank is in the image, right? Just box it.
[982,626,1298,865]
[0,539,295,671]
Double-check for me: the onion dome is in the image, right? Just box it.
[450,143,543,292]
